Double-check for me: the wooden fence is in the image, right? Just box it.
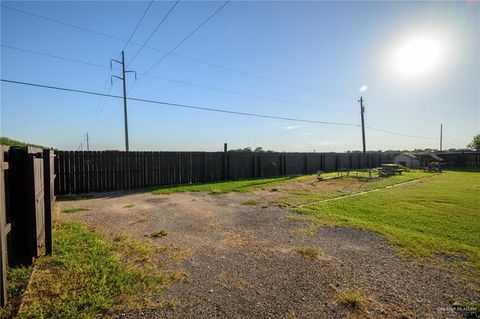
[0,146,55,308]
[436,152,480,167]
[54,151,395,195]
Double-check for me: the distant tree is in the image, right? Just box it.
[229,147,252,152]
[0,136,45,148]
[229,146,274,153]
[467,133,480,151]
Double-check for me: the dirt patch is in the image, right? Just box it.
[58,190,479,318]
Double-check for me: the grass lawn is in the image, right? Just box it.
[16,222,187,319]
[295,169,480,277]
[152,176,297,194]
[282,170,433,206]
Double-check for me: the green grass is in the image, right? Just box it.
[0,136,45,148]
[152,176,296,195]
[62,207,90,214]
[295,170,480,275]
[0,267,32,319]
[17,222,186,318]
[123,204,135,209]
[281,170,434,206]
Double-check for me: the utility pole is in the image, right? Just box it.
[440,123,443,151]
[111,51,136,152]
[85,132,90,151]
[358,96,366,153]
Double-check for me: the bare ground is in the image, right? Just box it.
[57,190,479,319]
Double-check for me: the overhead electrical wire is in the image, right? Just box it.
[142,0,230,74]
[1,78,445,141]
[1,44,350,113]
[89,0,154,135]
[97,0,231,132]
[1,45,443,140]
[366,126,437,140]
[122,0,154,52]
[127,0,180,67]
[1,79,360,127]
[1,4,348,99]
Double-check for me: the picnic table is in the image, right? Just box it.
[377,164,404,176]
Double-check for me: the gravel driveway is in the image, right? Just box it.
[58,191,479,319]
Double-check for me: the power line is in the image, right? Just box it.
[2,42,348,114]
[122,0,154,52]
[1,3,347,99]
[127,0,180,67]
[142,0,230,74]
[90,1,154,136]
[0,78,359,127]
[2,44,349,112]
[366,126,438,140]
[0,44,106,69]
[2,78,448,140]
[141,72,350,112]
[1,5,127,42]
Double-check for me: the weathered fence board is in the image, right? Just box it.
[0,146,10,307]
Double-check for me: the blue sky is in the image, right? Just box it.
[1,1,478,151]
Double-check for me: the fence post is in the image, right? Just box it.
[0,146,9,307]
[43,149,55,256]
[223,143,227,180]
[304,154,308,174]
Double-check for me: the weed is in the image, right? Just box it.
[241,199,260,206]
[147,230,168,238]
[61,207,89,213]
[123,204,135,208]
[338,290,365,310]
[294,246,321,259]
[129,215,154,225]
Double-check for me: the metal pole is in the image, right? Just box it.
[85,132,90,151]
[121,51,130,152]
[359,96,366,153]
[440,124,443,151]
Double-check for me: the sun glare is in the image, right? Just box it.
[393,35,444,78]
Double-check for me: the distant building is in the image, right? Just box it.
[394,153,444,169]
[394,153,420,168]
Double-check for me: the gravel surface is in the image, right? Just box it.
[58,191,479,318]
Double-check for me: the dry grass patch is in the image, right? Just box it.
[146,230,168,238]
[294,246,322,259]
[339,290,366,310]
[241,199,260,206]
[61,207,89,214]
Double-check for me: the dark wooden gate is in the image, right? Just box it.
[9,147,47,265]
[0,146,55,308]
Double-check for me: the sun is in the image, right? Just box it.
[392,35,444,78]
